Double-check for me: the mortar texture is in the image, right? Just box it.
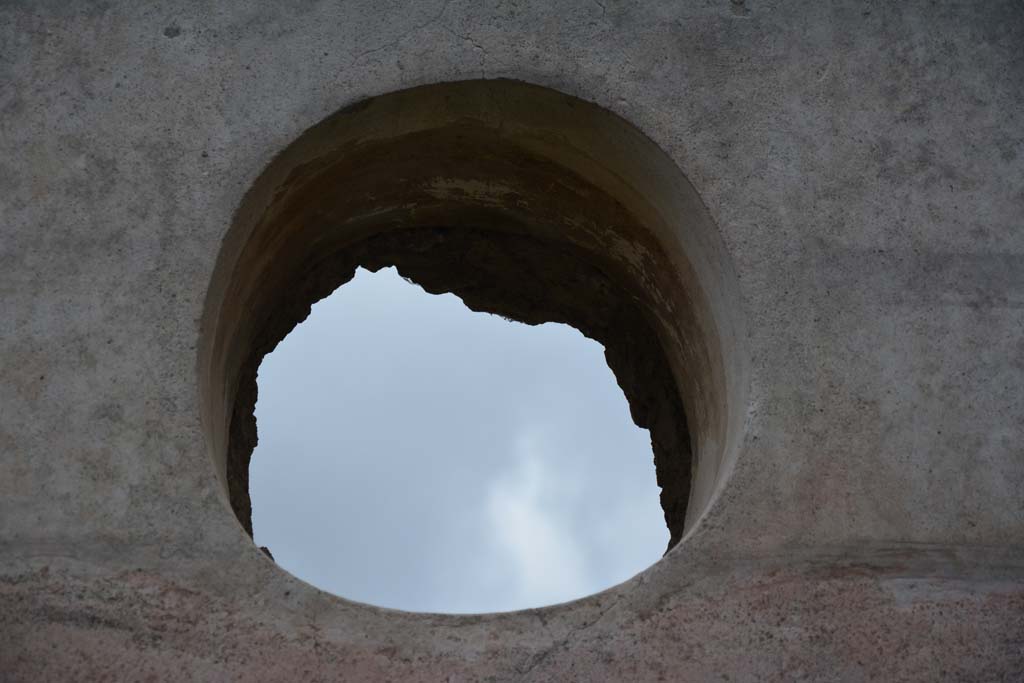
[1,1,1023,681]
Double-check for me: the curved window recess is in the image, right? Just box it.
[198,79,749,612]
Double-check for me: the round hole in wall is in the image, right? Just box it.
[198,79,748,611]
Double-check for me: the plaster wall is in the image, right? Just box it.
[1,1,1022,680]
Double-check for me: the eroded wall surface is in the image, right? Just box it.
[1,1,1022,680]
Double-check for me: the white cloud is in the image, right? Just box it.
[485,432,592,609]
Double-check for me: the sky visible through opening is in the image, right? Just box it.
[250,266,667,613]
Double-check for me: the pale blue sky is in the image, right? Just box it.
[250,266,666,613]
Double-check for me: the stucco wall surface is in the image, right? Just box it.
[1,1,1022,680]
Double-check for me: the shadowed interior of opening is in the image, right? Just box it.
[249,266,667,613]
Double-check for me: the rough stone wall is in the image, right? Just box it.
[2,1,1023,681]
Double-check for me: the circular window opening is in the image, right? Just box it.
[199,79,748,614]
[250,265,669,613]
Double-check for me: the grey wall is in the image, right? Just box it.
[1,1,1022,680]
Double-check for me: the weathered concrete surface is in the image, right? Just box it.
[1,1,1022,680]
